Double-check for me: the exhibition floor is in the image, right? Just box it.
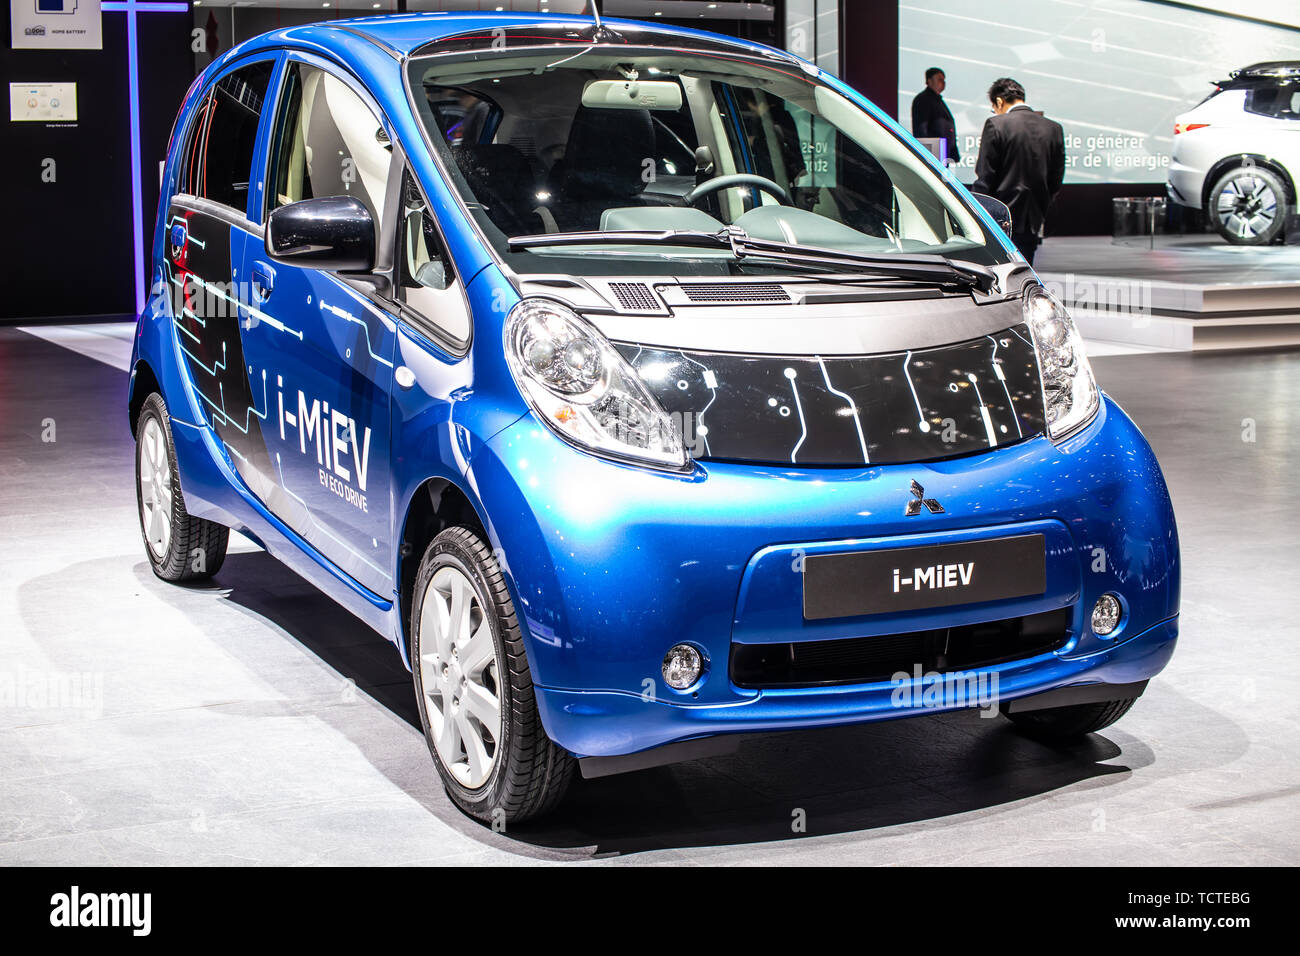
[0,324,1295,865]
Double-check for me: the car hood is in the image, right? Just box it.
[517,271,1047,467]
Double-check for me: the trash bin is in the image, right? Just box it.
[1112,197,1168,247]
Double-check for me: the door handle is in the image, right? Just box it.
[251,261,275,300]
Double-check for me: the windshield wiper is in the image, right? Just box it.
[508,227,997,292]
[509,228,731,252]
[721,228,997,292]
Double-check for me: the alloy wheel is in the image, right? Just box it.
[138,417,173,559]
[417,565,503,789]
[1217,175,1277,241]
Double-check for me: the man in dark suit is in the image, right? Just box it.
[911,68,959,165]
[973,78,1065,265]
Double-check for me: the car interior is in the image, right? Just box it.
[270,64,394,236]
[411,51,982,261]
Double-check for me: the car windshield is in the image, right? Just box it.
[407,44,1009,278]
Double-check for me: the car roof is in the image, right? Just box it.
[1215,61,1300,87]
[1234,61,1300,77]
[263,11,794,62]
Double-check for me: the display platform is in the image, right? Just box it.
[1035,235,1300,352]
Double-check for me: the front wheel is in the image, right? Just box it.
[135,393,229,582]
[1209,166,1286,245]
[1002,698,1137,742]
[410,526,575,824]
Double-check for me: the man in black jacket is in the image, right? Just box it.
[910,68,959,165]
[973,77,1065,265]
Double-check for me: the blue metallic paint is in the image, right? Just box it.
[534,619,1179,759]
[131,13,1178,765]
[467,395,1178,754]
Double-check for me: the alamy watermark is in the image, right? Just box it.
[890,665,1000,718]
[1040,274,1154,322]
[0,666,104,718]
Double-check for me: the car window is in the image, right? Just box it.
[266,62,394,233]
[718,83,905,239]
[180,60,274,212]
[1245,82,1300,120]
[397,169,468,346]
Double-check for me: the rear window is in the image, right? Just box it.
[422,85,501,147]
[179,60,274,213]
[1245,82,1300,120]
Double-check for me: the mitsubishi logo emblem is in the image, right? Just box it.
[906,480,944,516]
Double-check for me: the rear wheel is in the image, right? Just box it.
[1003,698,1137,742]
[1210,165,1287,245]
[135,393,228,582]
[410,526,574,824]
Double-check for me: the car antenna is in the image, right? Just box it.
[587,0,613,42]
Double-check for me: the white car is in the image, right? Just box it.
[1168,61,1299,245]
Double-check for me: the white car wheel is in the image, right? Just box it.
[417,564,503,790]
[139,416,173,559]
[1211,166,1286,245]
[134,392,229,581]
[409,526,575,823]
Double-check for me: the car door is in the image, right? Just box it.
[164,56,281,509]
[234,55,399,597]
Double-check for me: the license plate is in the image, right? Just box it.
[803,534,1046,620]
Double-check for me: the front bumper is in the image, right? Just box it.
[469,394,1180,759]
[540,616,1177,762]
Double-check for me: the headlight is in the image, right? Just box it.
[505,299,688,470]
[1023,285,1100,440]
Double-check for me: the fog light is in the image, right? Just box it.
[662,644,703,690]
[1092,593,1122,637]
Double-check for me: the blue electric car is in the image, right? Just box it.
[130,11,1180,822]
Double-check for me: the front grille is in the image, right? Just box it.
[681,282,791,303]
[730,608,1071,689]
[608,281,660,311]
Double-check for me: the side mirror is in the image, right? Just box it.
[265,195,375,272]
[971,192,1013,236]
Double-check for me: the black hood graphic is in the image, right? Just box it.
[617,325,1045,466]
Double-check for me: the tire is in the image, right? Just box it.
[1209,165,1287,245]
[410,526,575,824]
[135,392,229,582]
[1003,697,1137,742]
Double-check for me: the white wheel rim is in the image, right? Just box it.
[139,417,173,559]
[1217,176,1276,239]
[417,565,502,790]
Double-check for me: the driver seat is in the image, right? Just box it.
[544,106,675,232]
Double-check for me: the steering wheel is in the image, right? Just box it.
[683,174,790,207]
